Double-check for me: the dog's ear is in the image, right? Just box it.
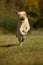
[16,12,18,14]
[16,12,19,14]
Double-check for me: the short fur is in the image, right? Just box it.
[16,11,30,46]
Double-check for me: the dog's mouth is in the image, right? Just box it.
[20,17,25,21]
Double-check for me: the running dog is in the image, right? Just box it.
[16,11,30,46]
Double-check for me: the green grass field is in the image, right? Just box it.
[0,34,43,65]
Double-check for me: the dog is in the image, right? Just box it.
[16,11,30,46]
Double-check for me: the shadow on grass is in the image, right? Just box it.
[0,44,19,47]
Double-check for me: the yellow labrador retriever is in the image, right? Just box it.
[16,11,30,46]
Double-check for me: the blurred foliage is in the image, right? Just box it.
[0,0,43,33]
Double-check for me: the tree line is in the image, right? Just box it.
[0,0,43,33]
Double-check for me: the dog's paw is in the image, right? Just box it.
[20,43,22,46]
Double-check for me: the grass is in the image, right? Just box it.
[0,34,43,65]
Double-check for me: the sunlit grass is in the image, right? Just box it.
[0,34,43,65]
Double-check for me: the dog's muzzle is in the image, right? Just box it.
[20,17,25,21]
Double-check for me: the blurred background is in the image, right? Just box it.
[0,1,43,65]
[0,0,43,34]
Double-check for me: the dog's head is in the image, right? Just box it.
[16,11,27,21]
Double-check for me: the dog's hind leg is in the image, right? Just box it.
[18,34,25,46]
[19,41,23,46]
[19,42,23,46]
[18,37,23,46]
[19,38,24,46]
